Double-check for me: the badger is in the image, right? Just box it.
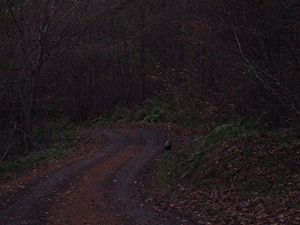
[164,139,172,150]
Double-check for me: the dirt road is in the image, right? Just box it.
[0,128,189,225]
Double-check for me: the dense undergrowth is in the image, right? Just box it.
[149,125,300,224]
[0,99,191,178]
[104,99,300,197]
[0,123,78,178]
[155,122,300,194]
[83,99,199,127]
[2,98,299,192]
[0,146,75,179]
[135,100,300,224]
[1,97,299,223]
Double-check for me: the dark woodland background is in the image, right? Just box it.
[0,0,299,158]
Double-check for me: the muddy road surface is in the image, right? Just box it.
[0,128,190,225]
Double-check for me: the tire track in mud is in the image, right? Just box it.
[0,128,192,225]
[109,129,187,225]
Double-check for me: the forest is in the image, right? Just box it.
[0,0,299,224]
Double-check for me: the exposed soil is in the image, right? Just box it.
[2,125,298,225]
[0,127,189,225]
[0,127,107,196]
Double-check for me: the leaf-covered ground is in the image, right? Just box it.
[139,125,300,224]
[1,122,299,224]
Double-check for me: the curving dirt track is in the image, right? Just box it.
[0,128,191,225]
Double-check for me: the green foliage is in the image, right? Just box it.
[0,0,22,22]
[206,119,259,143]
[111,106,136,124]
[135,99,172,123]
[78,115,111,128]
[0,9,9,22]
[153,152,177,191]
[0,146,74,178]
[181,121,258,179]
[109,98,198,126]
[34,121,75,147]
[154,118,262,187]
[155,117,300,195]
[78,98,197,127]
[269,132,300,148]
[0,118,81,178]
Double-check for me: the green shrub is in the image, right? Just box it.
[154,118,261,185]
[0,146,74,178]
